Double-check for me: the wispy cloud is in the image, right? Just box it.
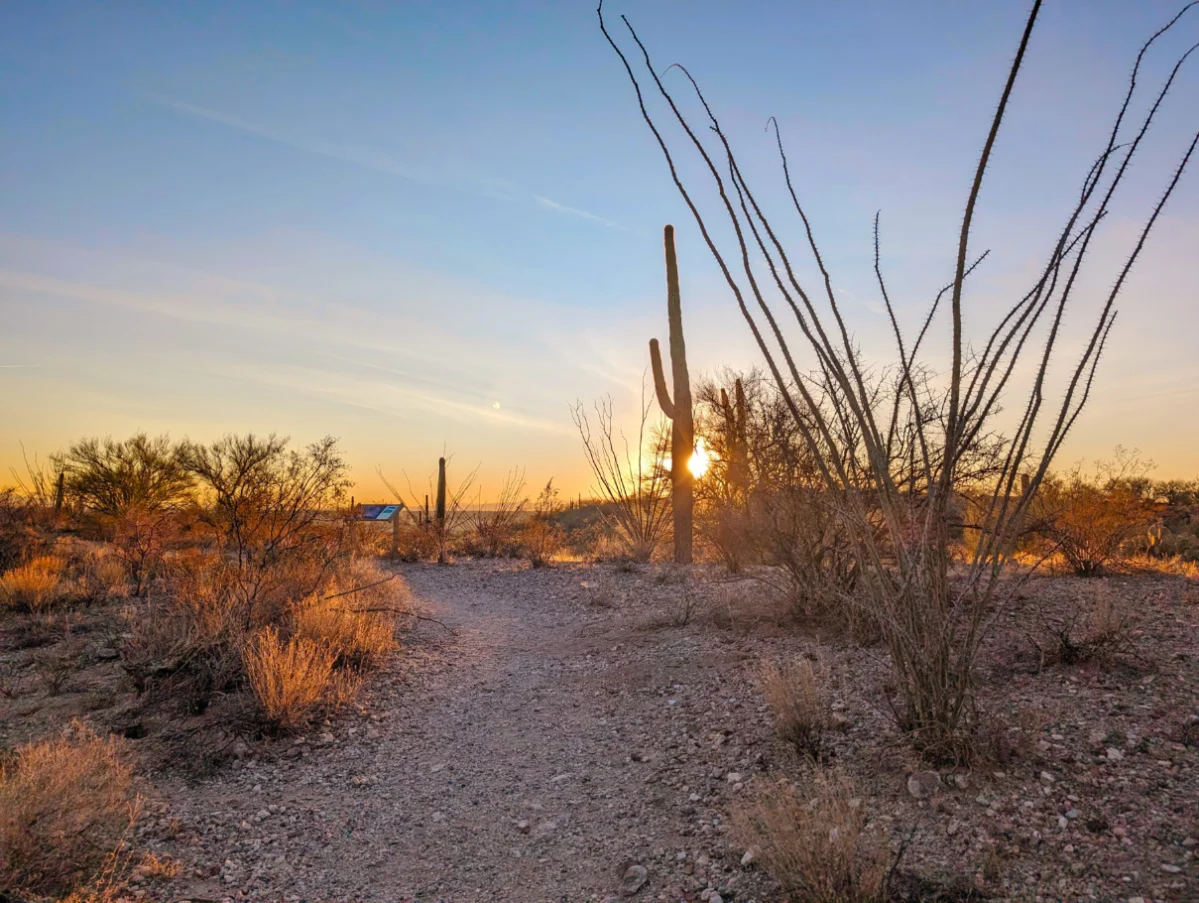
[151,96,626,230]
[533,196,625,231]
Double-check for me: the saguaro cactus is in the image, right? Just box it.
[649,224,694,564]
[720,377,749,497]
[435,457,448,563]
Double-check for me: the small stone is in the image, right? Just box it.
[96,647,119,661]
[516,819,531,834]
[1058,816,1069,830]
[740,849,756,866]
[431,811,446,823]
[946,819,961,836]
[621,863,648,896]
[1065,809,1081,820]
[907,771,941,800]
[709,895,723,903]
[1106,747,1124,762]
[725,772,743,784]
[1040,771,1055,783]
[1161,864,1182,874]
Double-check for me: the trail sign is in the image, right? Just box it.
[358,504,401,522]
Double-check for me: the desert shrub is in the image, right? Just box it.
[463,469,527,557]
[693,371,864,629]
[1032,451,1157,576]
[392,520,439,562]
[1032,585,1136,667]
[519,480,565,567]
[0,487,51,571]
[760,657,832,760]
[243,627,337,728]
[571,393,671,562]
[110,505,175,597]
[294,560,406,670]
[731,770,890,903]
[0,554,68,612]
[0,723,140,898]
[70,548,129,604]
[58,433,192,520]
[293,596,396,671]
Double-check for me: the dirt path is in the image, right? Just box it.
[152,562,774,903]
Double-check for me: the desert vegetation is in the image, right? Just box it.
[3,3,1198,902]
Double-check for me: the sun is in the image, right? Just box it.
[689,438,714,478]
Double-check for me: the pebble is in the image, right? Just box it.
[621,863,648,896]
[907,771,941,799]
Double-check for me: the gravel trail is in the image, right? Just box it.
[152,562,772,903]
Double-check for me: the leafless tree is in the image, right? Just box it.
[470,468,529,557]
[571,386,672,561]
[600,0,1198,758]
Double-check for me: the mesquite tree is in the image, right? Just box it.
[600,1,1198,759]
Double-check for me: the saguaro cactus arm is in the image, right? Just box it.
[649,338,675,418]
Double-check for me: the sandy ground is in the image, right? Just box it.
[7,559,1196,902]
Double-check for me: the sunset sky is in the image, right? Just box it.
[2,1,1197,501]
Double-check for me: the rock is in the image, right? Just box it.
[740,849,756,866]
[1039,770,1055,783]
[946,819,961,836]
[1161,864,1182,874]
[1105,747,1124,762]
[516,819,531,834]
[907,771,941,800]
[725,772,743,784]
[709,895,723,903]
[95,647,119,660]
[621,863,648,896]
[1065,809,1081,820]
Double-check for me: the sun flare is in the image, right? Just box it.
[689,438,714,478]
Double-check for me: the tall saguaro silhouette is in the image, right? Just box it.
[649,224,694,564]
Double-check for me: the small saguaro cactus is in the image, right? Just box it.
[435,457,448,563]
[650,224,694,565]
[720,377,749,497]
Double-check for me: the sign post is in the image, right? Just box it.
[356,504,404,558]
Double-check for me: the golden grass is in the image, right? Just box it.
[294,594,397,670]
[243,627,337,728]
[0,722,141,898]
[760,657,832,759]
[0,554,67,611]
[731,770,889,903]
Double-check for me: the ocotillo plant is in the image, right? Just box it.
[649,224,694,564]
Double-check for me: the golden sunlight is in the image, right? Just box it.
[689,437,715,479]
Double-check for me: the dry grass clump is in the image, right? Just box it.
[732,770,890,903]
[294,558,405,670]
[0,554,68,611]
[1033,585,1137,667]
[243,627,337,729]
[0,722,141,899]
[71,548,129,603]
[294,595,397,670]
[760,657,833,760]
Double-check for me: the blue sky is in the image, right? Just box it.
[2,1,1196,497]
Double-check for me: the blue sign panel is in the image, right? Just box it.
[358,504,401,521]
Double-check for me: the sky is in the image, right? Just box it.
[1,1,1197,502]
